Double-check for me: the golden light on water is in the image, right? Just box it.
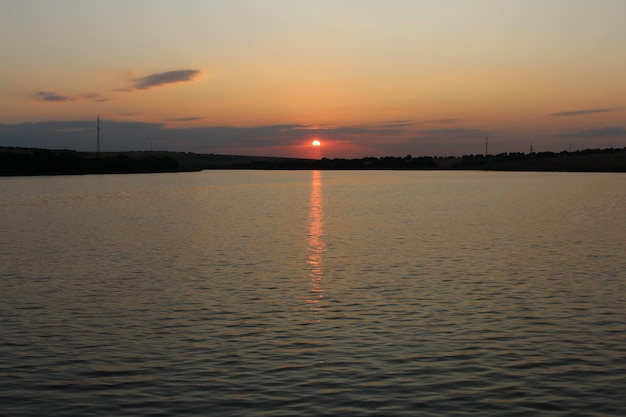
[306,170,324,321]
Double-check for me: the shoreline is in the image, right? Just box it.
[2,146,626,176]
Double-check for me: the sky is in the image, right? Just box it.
[1,0,625,159]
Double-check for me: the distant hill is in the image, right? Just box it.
[2,146,626,175]
[0,147,310,176]
[0,147,180,176]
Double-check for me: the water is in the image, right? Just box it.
[1,170,625,416]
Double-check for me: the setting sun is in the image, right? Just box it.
[2,2,626,158]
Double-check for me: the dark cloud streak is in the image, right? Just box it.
[35,91,73,102]
[557,126,625,138]
[377,120,415,128]
[168,117,205,122]
[134,69,201,90]
[551,108,615,117]
[420,118,460,124]
[417,128,486,137]
[80,92,111,102]
[34,68,202,104]
[1,120,493,157]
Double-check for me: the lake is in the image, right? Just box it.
[1,170,625,416]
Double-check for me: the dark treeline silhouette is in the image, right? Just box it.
[239,156,437,170]
[233,148,626,172]
[453,148,626,170]
[2,146,626,175]
[454,148,626,172]
[0,147,178,175]
[238,155,438,170]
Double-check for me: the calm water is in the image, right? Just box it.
[1,170,625,416]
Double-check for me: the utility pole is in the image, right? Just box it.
[530,142,534,153]
[485,136,489,156]
[97,116,101,154]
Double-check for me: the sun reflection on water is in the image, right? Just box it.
[306,170,325,321]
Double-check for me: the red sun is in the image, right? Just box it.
[312,139,321,147]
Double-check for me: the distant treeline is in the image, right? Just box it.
[231,147,626,172]
[0,147,178,176]
[452,147,626,170]
[236,155,437,170]
[2,146,626,175]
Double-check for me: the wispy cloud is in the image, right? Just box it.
[551,108,616,117]
[35,91,73,102]
[303,120,442,136]
[378,120,415,128]
[168,116,204,122]
[35,91,111,103]
[34,68,202,103]
[420,118,460,124]
[557,126,625,138]
[80,92,110,102]
[417,128,485,137]
[133,69,202,90]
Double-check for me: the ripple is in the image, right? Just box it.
[3,171,626,416]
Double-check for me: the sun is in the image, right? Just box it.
[312,139,321,147]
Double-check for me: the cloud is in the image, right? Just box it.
[0,121,331,154]
[378,120,415,128]
[35,91,73,102]
[80,92,111,102]
[133,69,202,90]
[557,127,625,138]
[35,91,111,103]
[417,128,486,138]
[168,117,204,122]
[33,68,202,104]
[0,120,494,158]
[551,108,615,117]
[301,120,423,135]
[421,118,460,124]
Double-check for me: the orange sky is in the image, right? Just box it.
[1,1,625,158]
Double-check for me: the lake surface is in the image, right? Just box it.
[1,170,625,416]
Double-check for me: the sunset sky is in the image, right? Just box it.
[1,0,625,158]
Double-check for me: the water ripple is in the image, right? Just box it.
[2,171,626,416]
